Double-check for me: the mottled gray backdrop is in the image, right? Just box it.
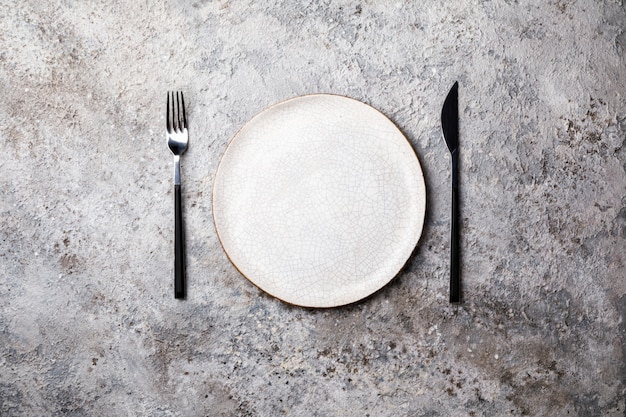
[1,0,625,416]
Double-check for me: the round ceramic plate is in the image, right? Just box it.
[212,94,426,307]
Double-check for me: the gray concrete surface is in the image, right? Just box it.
[1,0,625,416]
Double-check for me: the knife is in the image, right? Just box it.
[441,81,460,303]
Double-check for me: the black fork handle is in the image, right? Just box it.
[174,184,186,299]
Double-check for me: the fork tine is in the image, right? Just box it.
[171,91,176,131]
[180,92,187,130]
[166,91,172,132]
[175,91,181,131]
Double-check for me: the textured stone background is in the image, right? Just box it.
[1,0,625,416]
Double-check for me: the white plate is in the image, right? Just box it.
[212,94,426,307]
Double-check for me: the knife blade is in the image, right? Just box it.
[441,81,460,303]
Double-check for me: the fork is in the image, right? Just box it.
[166,91,188,299]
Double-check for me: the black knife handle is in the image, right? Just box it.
[450,151,460,303]
[174,184,186,299]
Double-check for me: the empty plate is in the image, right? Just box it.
[212,94,426,307]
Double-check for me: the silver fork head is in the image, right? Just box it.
[166,91,188,156]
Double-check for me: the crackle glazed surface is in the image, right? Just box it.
[213,95,426,307]
[1,1,625,416]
